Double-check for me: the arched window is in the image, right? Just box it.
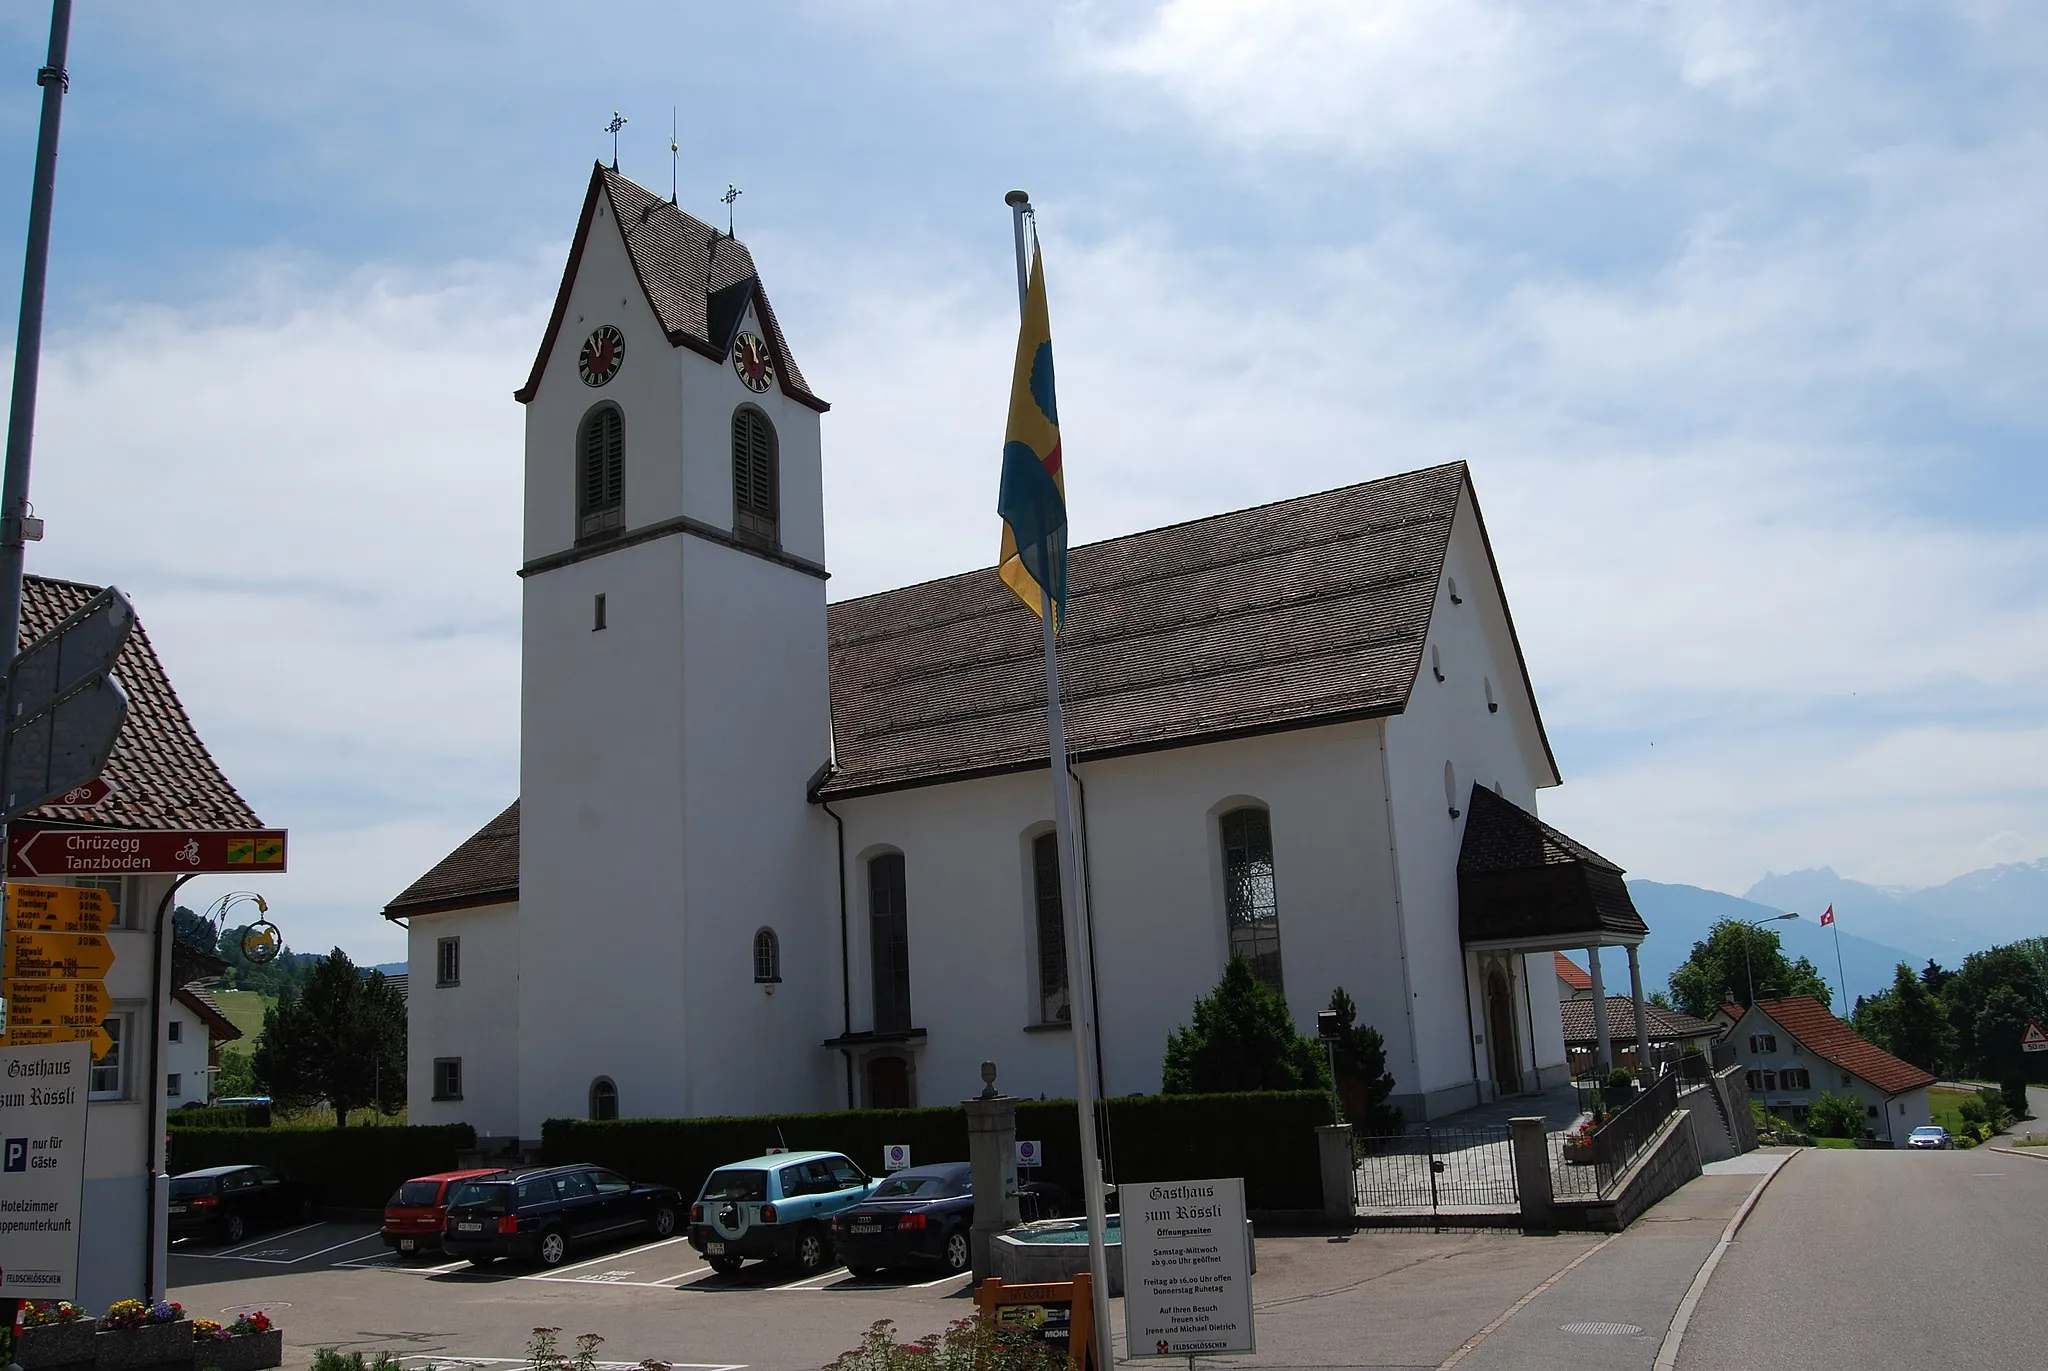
[1219,807,1284,995]
[589,1077,618,1121]
[868,852,911,1033]
[732,405,779,547]
[1031,831,1070,1024]
[579,405,624,541]
[753,928,781,983]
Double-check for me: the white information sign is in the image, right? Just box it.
[1120,1177,1254,1358]
[0,1041,89,1299]
[883,1144,912,1170]
[1016,1139,1042,1168]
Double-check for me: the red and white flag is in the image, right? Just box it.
[1819,906,1835,927]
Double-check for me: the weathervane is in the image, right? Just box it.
[720,182,742,237]
[605,110,628,173]
[670,107,679,205]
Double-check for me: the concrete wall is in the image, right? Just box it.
[406,901,521,1138]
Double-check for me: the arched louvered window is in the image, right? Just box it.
[589,1077,618,1121]
[753,927,781,983]
[732,405,779,547]
[1220,806,1284,996]
[579,404,624,541]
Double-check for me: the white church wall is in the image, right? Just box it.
[1383,487,1561,1115]
[406,902,521,1139]
[828,722,1409,1107]
[1525,953,1570,1086]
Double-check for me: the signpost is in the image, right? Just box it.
[7,824,287,878]
[0,586,134,822]
[2024,1022,2048,1054]
[1017,1139,1042,1169]
[0,1040,91,1299]
[883,1144,912,1171]
[1119,1177,1255,1359]
[4,882,110,933]
[51,778,113,808]
[1,883,116,1060]
[975,1273,1097,1370]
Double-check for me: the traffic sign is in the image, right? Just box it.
[52,778,114,807]
[4,882,112,933]
[1,586,135,821]
[5,978,112,1026]
[1016,1139,1043,1169]
[7,823,288,878]
[5,930,115,979]
[2024,1021,2048,1054]
[5,1023,113,1060]
[884,1144,912,1171]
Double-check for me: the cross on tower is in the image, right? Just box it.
[721,183,742,237]
[605,111,628,173]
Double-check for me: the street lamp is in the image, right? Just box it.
[1742,912,1800,1009]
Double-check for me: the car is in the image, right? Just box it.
[1906,1125,1953,1149]
[686,1150,878,1275]
[382,1168,510,1254]
[440,1164,683,1269]
[168,1165,315,1245]
[829,1162,976,1277]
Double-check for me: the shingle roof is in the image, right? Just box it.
[1554,952,1592,992]
[819,462,1475,798]
[1458,785,1648,947]
[1753,996,1937,1097]
[516,165,824,411]
[383,802,519,918]
[1560,996,1719,1046]
[18,576,261,830]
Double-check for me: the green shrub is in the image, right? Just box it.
[310,1351,404,1371]
[2003,1078,2033,1120]
[1807,1092,1866,1139]
[1606,1067,1635,1092]
[543,1091,1332,1212]
[166,1124,475,1209]
[168,1105,269,1130]
[1162,957,1326,1094]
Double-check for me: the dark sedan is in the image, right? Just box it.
[828,1162,975,1276]
[168,1165,315,1245]
[442,1164,682,1268]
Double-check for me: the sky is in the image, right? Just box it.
[0,1,2042,964]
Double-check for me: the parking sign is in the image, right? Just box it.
[884,1144,912,1170]
[1016,1139,1042,1168]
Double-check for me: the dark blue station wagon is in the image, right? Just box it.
[441,1164,683,1268]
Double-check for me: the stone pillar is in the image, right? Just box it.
[1510,1115,1554,1235]
[1587,947,1612,1077]
[1627,944,1650,1078]
[1317,1123,1355,1232]
[966,1066,1021,1282]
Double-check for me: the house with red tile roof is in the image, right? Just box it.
[1554,952,1593,1001]
[1726,996,1935,1142]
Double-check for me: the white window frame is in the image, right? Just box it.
[90,1012,134,1100]
[166,1072,182,1098]
[436,937,460,988]
[432,1057,463,1101]
[167,1019,183,1044]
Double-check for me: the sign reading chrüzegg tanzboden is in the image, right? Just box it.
[1119,1177,1255,1359]
[6,823,287,877]
[0,1041,90,1299]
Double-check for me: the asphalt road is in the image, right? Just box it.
[1677,1145,2048,1369]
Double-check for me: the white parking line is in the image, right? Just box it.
[204,1221,326,1258]
[653,1265,710,1283]
[540,1234,693,1276]
[769,1270,843,1291]
[199,1230,384,1266]
[913,1271,971,1289]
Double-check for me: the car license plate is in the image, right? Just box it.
[704,1241,725,1254]
[169,1205,187,1215]
[849,1221,881,1234]
[455,1222,483,1233]
[398,1238,418,1253]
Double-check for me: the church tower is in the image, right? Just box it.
[512,166,838,1132]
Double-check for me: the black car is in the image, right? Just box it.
[828,1162,976,1277]
[168,1165,315,1245]
[441,1164,682,1269]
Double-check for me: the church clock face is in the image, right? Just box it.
[579,325,625,387]
[731,330,775,393]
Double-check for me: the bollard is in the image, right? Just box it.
[1317,1123,1356,1232]
[1510,1116,1554,1235]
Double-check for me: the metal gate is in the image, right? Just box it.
[1352,1125,1519,1228]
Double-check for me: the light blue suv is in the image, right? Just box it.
[687,1150,878,1275]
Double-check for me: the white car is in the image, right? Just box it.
[1905,1125,1952,1150]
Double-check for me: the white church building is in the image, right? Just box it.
[385,165,1655,1141]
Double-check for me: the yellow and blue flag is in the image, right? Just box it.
[997,233,1066,624]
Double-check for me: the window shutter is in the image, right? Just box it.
[732,407,780,544]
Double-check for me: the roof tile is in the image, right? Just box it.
[384,801,518,917]
[1753,996,1936,1096]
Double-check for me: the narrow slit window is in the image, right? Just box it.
[594,593,607,631]
[1032,831,1070,1024]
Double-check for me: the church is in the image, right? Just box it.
[384,165,1654,1143]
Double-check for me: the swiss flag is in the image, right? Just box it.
[1819,906,1835,927]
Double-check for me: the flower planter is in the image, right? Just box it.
[1561,1141,1596,1166]
[13,1319,98,1371]
[191,1330,283,1371]
[96,1319,194,1371]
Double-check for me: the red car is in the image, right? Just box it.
[384,1168,509,1254]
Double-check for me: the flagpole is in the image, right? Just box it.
[1828,909,1848,1015]
[1008,188,1112,1370]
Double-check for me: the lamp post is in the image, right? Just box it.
[1742,912,1800,1009]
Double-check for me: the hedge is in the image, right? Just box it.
[168,1104,269,1129]
[165,1124,476,1209]
[543,1091,1331,1212]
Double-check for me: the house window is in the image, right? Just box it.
[89,1016,127,1099]
[75,875,125,928]
[167,1020,183,1044]
[1219,807,1283,996]
[1866,1104,1878,1118]
[578,404,625,540]
[753,928,781,983]
[732,405,779,547]
[1781,1068,1810,1089]
[590,1077,618,1121]
[1748,1034,1777,1054]
[166,1073,182,1098]
[433,1058,462,1101]
[1032,831,1069,1024]
[437,937,460,987]
[593,593,607,631]
[868,852,911,1033]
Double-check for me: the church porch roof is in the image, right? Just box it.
[1457,784,1648,951]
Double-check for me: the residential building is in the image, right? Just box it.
[1727,996,1934,1141]
[165,986,243,1107]
[1555,952,1593,1002]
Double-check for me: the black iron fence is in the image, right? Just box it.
[1352,1125,1518,1221]
[1589,1070,1680,1195]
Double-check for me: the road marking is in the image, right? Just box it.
[1652,1149,1799,1371]
[391,1359,742,1371]
[207,1221,327,1257]
[291,1231,389,1263]
[542,1234,693,1276]
[769,1270,842,1291]
[1971,1172,2006,1177]
[1434,1232,1622,1370]
[653,1266,710,1283]
[914,1271,971,1289]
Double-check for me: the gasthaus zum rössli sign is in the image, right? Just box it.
[1119,1176,1255,1358]
[0,1040,90,1299]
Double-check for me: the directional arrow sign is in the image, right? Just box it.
[1,587,136,822]
[52,777,115,808]
[5,931,115,979]
[4,882,112,934]
[7,824,288,878]
[5,1023,113,1060]
[6,978,112,1026]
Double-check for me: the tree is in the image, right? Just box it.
[253,949,406,1125]
[215,1048,258,1099]
[1807,1091,1865,1139]
[1324,987,1402,1134]
[1856,962,1952,1074]
[1940,945,2048,1079]
[1666,919,1831,1020]
[171,906,215,954]
[1920,960,1954,996]
[1162,957,1325,1095]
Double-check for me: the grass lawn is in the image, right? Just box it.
[1813,1137,1856,1148]
[1928,1085,1982,1135]
[207,989,275,1042]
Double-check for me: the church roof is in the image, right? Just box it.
[16,575,262,831]
[817,461,1546,797]
[383,801,520,918]
[515,165,825,411]
[1457,785,1648,949]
